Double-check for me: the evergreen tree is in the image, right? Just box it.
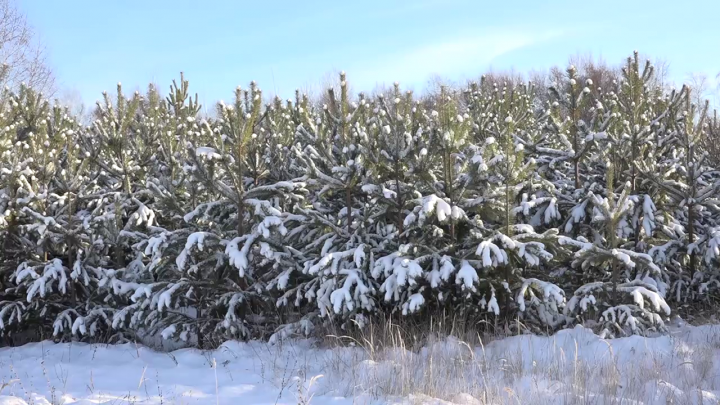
[278,73,377,326]
[0,86,113,340]
[6,51,720,345]
[562,164,670,337]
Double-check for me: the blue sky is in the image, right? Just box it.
[20,0,720,108]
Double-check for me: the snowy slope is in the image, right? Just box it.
[1,322,720,404]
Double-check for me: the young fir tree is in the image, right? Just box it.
[361,83,437,317]
[562,162,670,337]
[546,65,612,192]
[639,88,720,301]
[597,54,688,307]
[467,82,566,329]
[108,76,209,344]
[389,82,566,329]
[543,65,615,239]
[277,73,378,328]
[0,86,113,340]
[603,53,670,254]
[116,81,306,346]
[389,85,476,318]
[79,84,151,274]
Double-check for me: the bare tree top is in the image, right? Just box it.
[0,0,54,95]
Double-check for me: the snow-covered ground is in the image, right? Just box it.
[1,321,720,404]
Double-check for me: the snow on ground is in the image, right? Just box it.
[1,321,720,404]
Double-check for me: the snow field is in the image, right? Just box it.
[1,322,720,404]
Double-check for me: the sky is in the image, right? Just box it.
[19,0,720,109]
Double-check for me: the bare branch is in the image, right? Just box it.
[0,0,55,95]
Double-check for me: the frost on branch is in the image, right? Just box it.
[516,278,566,329]
[565,280,670,337]
[1,57,716,345]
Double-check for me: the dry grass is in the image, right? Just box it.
[2,318,720,404]
[288,316,720,404]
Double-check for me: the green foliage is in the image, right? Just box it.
[2,52,720,346]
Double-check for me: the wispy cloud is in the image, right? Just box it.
[347,29,562,90]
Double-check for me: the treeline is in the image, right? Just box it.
[1,52,719,348]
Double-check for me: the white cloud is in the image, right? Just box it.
[347,29,561,90]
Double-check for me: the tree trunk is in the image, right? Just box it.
[394,167,404,238]
[611,262,620,305]
[571,98,581,190]
[346,186,352,235]
[574,159,580,190]
[114,201,125,268]
[688,203,696,277]
[196,300,204,350]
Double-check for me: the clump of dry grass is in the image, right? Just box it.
[3,319,720,405]
[301,316,720,404]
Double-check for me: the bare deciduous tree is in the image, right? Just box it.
[0,0,54,95]
[686,72,712,108]
[58,87,92,123]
